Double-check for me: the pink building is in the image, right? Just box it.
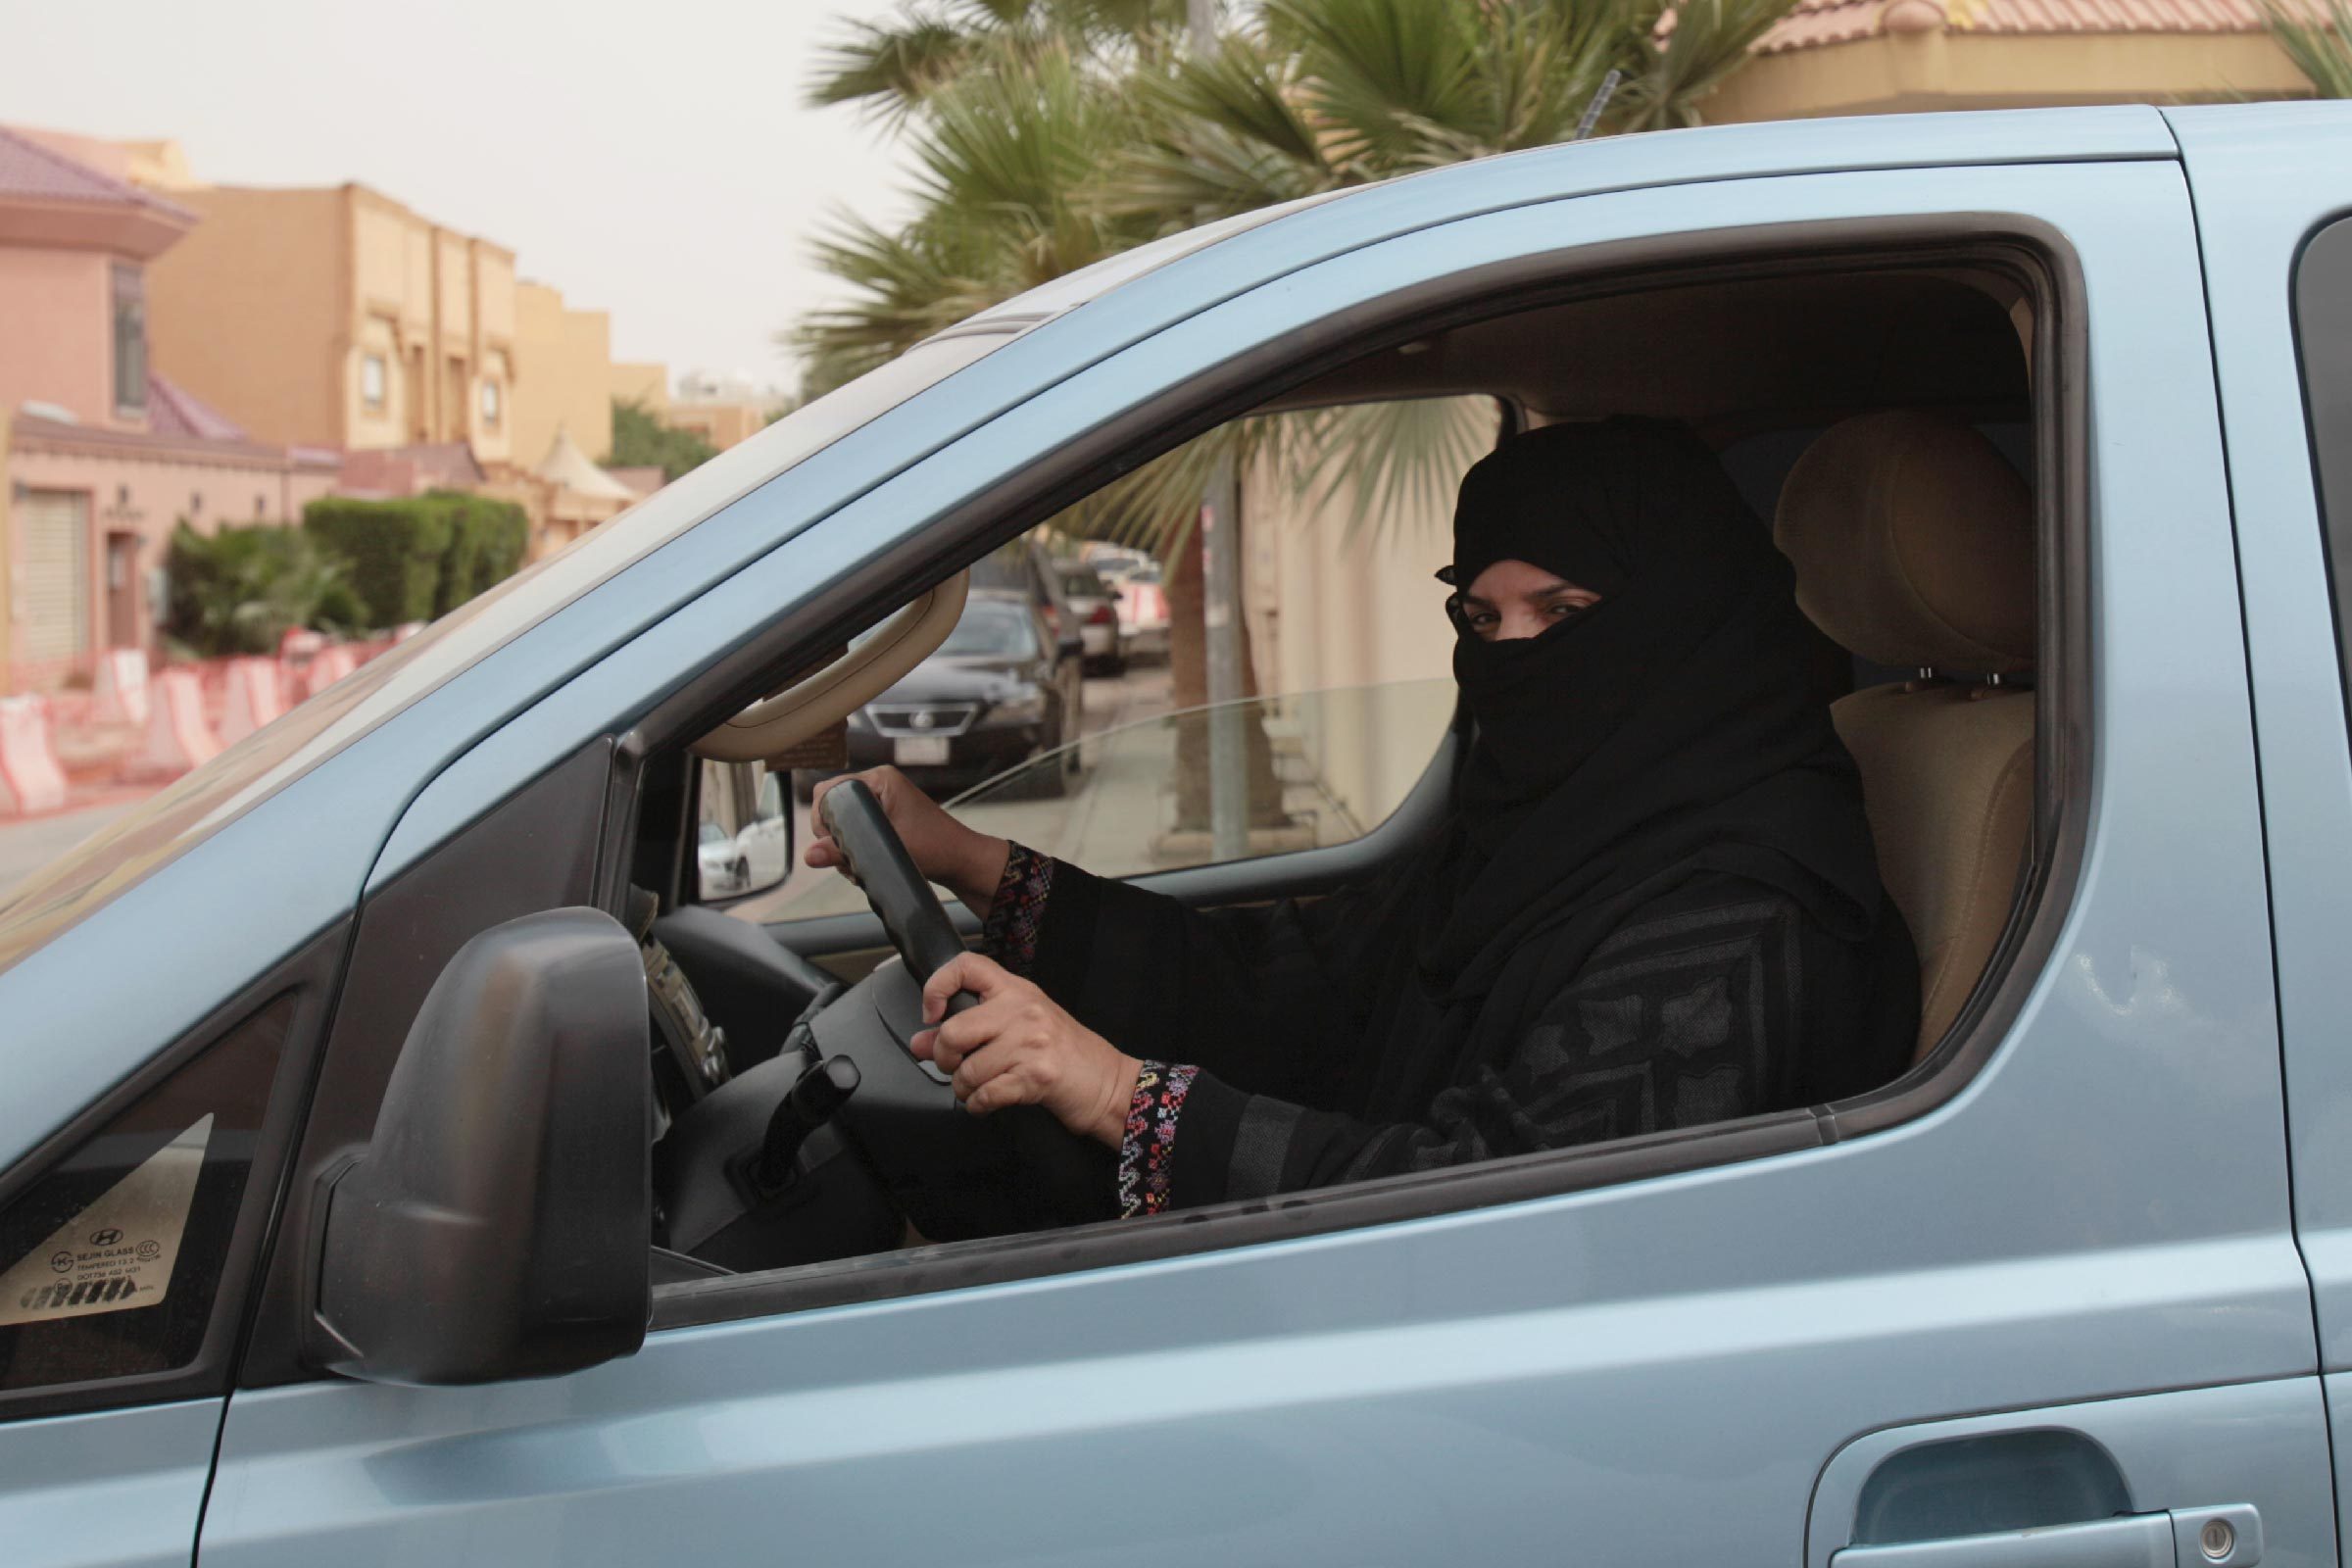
[0,126,336,693]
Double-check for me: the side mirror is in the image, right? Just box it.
[697,760,793,903]
[306,906,651,1386]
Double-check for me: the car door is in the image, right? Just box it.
[2171,102,2352,1562]
[0,937,342,1568]
[195,129,2333,1565]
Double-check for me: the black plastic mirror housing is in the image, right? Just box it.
[307,906,652,1385]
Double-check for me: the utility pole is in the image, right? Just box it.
[1188,0,1250,861]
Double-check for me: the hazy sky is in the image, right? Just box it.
[4,0,921,394]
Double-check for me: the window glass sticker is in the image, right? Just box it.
[0,993,289,1398]
[0,1115,212,1327]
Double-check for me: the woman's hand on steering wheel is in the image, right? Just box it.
[912,952,1140,1149]
[807,767,1011,915]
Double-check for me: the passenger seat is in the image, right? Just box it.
[1774,411,2036,1060]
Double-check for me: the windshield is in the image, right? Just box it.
[0,331,1010,973]
[938,604,1039,660]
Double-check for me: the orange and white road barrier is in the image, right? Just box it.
[219,658,286,744]
[0,697,70,816]
[304,645,362,699]
[92,648,152,728]
[132,669,222,780]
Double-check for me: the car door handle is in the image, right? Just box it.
[1831,1504,2261,1568]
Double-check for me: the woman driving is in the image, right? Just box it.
[808,418,1921,1221]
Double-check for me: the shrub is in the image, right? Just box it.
[303,497,454,627]
[163,521,357,660]
[611,397,717,482]
[303,492,528,628]
[422,491,529,616]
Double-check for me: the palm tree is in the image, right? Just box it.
[1110,0,1792,221]
[808,0,1187,122]
[794,0,1793,827]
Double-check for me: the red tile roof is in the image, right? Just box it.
[1756,0,2279,52]
[335,443,486,498]
[145,373,248,443]
[10,410,336,470]
[0,124,196,220]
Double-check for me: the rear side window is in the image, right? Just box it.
[0,997,290,1397]
[2295,216,2352,725]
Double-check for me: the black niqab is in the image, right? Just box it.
[1409,417,1887,1016]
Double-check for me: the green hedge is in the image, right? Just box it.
[302,492,529,629]
[427,490,529,616]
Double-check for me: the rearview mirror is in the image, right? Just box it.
[305,906,651,1386]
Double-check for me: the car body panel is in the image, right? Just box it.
[0,1398,221,1568]
[192,153,2328,1563]
[1804,1379,2335,1566]
[2169,102,2352,1377]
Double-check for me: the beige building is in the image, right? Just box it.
[611,360,670,418]
[514,280,614,467]
[140,182,516,462]
[668,368,787,452]
[479,426,640,562]
[0,126,337,693]
[1706,0,2309,123]
[663,399,772,452]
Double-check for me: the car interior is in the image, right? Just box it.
[622,254,2052,1289]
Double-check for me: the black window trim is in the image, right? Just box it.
[620,215,2086,1332]
[2287,212,2352,799]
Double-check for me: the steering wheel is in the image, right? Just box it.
[815,780,977,1040]
[652,779,1112,1264]
[808,779,1113,1238]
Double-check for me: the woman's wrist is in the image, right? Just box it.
[1094,1053,1143,1149]
[951,833,1013,917]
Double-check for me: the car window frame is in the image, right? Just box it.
[617,210,2086,1333]
[0,929,340,1423]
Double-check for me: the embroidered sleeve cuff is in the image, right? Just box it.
[1117,1060,1199,1219]
[981,842,1054,976]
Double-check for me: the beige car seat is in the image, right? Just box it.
[1775,411,2036,1061]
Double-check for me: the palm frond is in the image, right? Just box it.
[1269,0,1486,168]
[1620,0,1799,129]
[1276,397,1494,540]
[806,13,982,117]
[2261,0,2352,96]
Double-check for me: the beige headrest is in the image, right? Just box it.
[1775,411,2034,674]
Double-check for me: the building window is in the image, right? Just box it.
[112,265,147,416]
[361,354,388,413]
[480,379,502,427]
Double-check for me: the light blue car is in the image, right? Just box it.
[9,101,2352,1565]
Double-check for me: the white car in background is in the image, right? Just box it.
[1105,559,1170,663]
[1054,559,1126,674]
